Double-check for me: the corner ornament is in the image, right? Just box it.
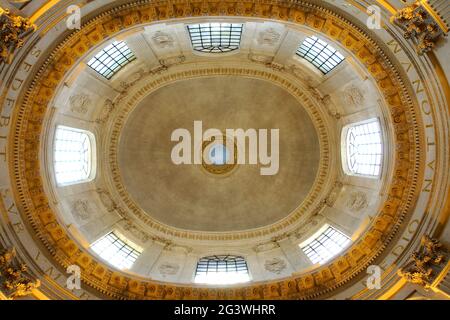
[390,1,447,55]
[397,235,447,289]
[0,248,40,299]
[0,7,36,65]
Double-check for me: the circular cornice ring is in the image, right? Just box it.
[106,65,331,241]
[9,0,423,299]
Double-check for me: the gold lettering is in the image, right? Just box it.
[421,100,431,115]
[387,40,402,54]
[30,47,42,58]
[22,62,33,73]
[4,98,15,111]
[0,116,10,127]
[412,79,424,94]
[422,179,433,192]
[45,267,62,281]
[427,137,435,152]
[12,222,24,233]
[35,251,41,261]
[427,160,435,171]
[392,245,405,257]
[408,220,419,234]
[7,203,18,215]
[11,78,24,91]
[401,61,412,73]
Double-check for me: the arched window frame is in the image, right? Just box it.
[194,255,251,285]
[341,118,383,178]
[53,125,96,186]
[90,231,142,270]
[87,40,136,80]
[187,22,244,54]
[295,35,345,74]
[299,224,351,265]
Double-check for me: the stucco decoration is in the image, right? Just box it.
[69,94,91,114]
[343,85,364,108]
[257,28,281,46]
[158,263,180,276]
[152,31,175,48]
[346,191,368,212]
[71,199,90,221]
[264,258,287,274]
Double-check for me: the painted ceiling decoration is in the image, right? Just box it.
[0,0,448,302]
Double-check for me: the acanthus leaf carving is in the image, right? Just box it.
[390,2,446,55]
[398,235,448,288]
[0,8,35,65]
[0,248,40,299]
[264,258,287,274]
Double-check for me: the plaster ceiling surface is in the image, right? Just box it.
[118,76,320,232]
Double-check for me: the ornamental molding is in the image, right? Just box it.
[7,0,422,300]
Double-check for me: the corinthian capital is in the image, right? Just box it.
[0,7,35,65]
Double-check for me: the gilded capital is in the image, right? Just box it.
[0,248,40,299]
[398,235,448,288]
[390,2,446,55]
[0,7,35,65]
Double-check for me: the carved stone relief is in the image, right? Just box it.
[69,94,91,114]
[152,31,175,48]
[322,95,341,119]
[71,199,90,221]
[96,99,115,124]
[325,181,344,207]
[96,188,116,212]
[342,85,364,108]
[158,262,180,276]
[264,258,287,274]
[159,55,185,67]
[122,221,150,243]
[257,28,281,46]
[346,191,368,212]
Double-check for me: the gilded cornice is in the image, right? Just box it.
[8,0,422,299]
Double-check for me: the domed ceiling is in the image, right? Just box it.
[1,0,449,301]
[118,76,319,231]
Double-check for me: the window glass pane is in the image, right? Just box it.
[301,225,351,264]
[296,36,344,74]
[91,232,141,270]
[345,118,383,176]
[87,41,136,79]
[194,255,250,285]
[54,126,94,185]
[187,23,243,53]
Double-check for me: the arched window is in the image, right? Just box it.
[187,23,243,53]
[194,255,250,285]
[296,36,344,74]
[87,41,135,79]
[300,225,351,264]
[53,125,95,185]
[91,232,141,270]
[344,118,383,177]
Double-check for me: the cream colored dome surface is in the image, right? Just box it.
[118,76,319,231]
